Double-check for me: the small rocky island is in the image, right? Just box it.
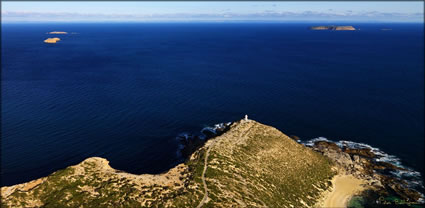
[310,26,356,30]
[43,38,61,44]
[47,31,68,34]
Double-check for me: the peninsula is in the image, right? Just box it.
[310,26,356,30]
[1,119,422,207]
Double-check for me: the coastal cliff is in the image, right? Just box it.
[310,26,356,30]
[1,119,422,207]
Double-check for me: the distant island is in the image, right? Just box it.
[43,38,61,44]
[47,31,68,34]
[310,26,356,31]
[1,119,423,207]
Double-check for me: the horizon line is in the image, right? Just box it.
[2,20,424,24]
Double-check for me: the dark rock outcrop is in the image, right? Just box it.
[343,147,375,158]
[177,122,232,159]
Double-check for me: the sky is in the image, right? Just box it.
[1,1,424,23]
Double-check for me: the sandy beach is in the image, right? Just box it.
[317,173,367,208]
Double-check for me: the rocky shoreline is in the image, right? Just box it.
[176,122,232,159]
[301,138,424,206]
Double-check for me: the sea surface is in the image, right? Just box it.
[1,22,424,186]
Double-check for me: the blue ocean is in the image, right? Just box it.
[1,22,424,186]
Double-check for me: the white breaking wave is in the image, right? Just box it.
[201,122,232,135]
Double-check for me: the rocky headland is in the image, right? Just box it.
[310,26,356,30]
[1,119,423,207]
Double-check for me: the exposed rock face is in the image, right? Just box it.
[1,120,335,208]
[44,38,60,43]
[310,26,356,30]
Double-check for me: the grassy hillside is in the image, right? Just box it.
[1,120,335,208]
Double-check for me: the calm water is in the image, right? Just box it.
[1,23,424,186]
